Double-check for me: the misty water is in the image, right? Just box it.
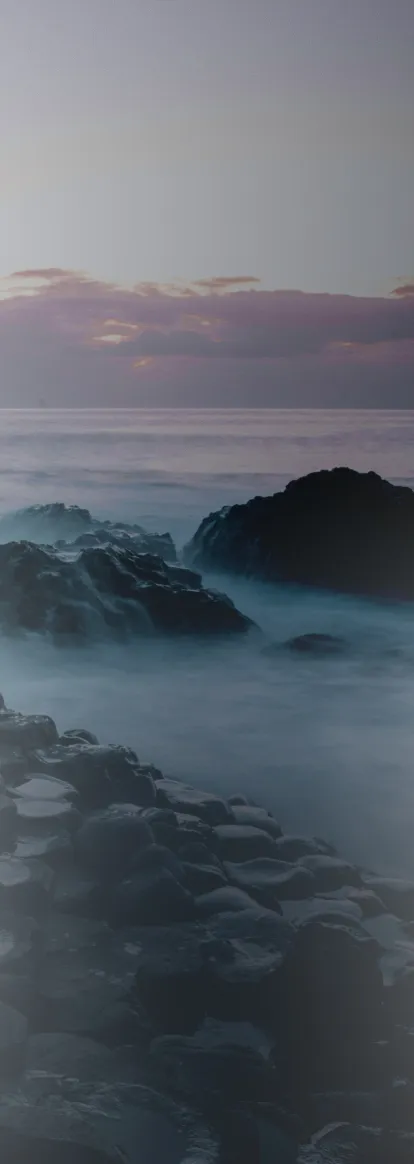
[2,407,414,878]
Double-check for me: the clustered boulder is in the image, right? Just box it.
[0,697,412,1161]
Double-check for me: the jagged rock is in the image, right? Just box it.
[213,824,278,862]
[0,537,250,641]
[155,779,234,825]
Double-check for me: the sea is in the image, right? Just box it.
[2,407,414,879]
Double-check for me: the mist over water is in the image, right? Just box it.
[2,408,414,878]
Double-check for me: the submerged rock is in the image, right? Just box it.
[284,633,346,655]
[185,467,414,601]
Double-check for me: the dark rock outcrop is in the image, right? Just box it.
[185,467,414,601]
[0,539,251,641]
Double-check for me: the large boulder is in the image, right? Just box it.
[185,467,414,601]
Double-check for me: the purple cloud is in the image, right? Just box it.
[0,268,413,406]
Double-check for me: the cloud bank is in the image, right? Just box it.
[0,269,413,407]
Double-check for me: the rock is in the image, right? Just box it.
[202,907,295,1029]
[25,1031,116,1079]
[155,778,233,825]
[185,467,414,602]
[183,862,228,896]
[0,793,17,852]
[31,743,149,809]
[0,1089,188,1164]
[15,831,73,866]
[73,804,154,882]
[34,941,142,1040]
[213,824,278,862]
[0,1000,28,1077]
[131,843,185,880]
[298,1123,414,1163]
[282,895,364,926]
[0,536,251,641]
[196,886,265,916]
[277,920,385,1089]
[224,858,314,905]
[12,774,79,801]
[0,912,41,975]
[299,854,361,892]
[150,1021,276,1103]
[0,710,58,751]
[110,867,195,926]
[320,886,386,918]
[52,865,105,918]
[177,840,223,868]
[229,805,282,839]
[284,633,346,655]
[15,797,81,834]
[59,728,99,746]
[134,923,208,1033]
[363,875,414,920]
[0,855,54,914]
[274,835,336,862]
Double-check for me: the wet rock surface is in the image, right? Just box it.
[0,503,252,641]
[185,466,414,601]
[0,697,413,1161]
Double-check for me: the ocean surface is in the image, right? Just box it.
[2,407,414,877]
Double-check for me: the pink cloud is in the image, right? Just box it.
[0,268,413,406]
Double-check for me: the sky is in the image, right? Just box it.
[0,0,413,406]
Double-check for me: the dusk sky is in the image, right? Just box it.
[0,0,413,406]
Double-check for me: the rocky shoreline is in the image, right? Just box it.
[0,699,412,1161]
